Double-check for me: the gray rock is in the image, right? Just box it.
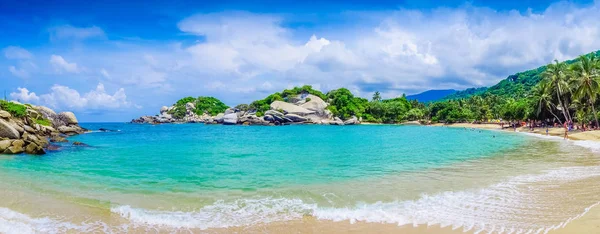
[263,115,274,122]
[284,114,308,122]
[224,108,235,115]
[58,125,84,135]
[270,101,315,116]
[160,106,169,114]
[0,110,10,119]
[3,146,24,154]
[185,102,195,111]
[26,109,41,119]
[214,113,225,123]
[25,142,45,155]
[58,112,78,125]
[299,95,329,116]
[0,119,20,139]
[36,106,57,117]
[24,125,36,133]
[343,116,359,125]
[0,140,11,152]
[223,113,238,125]
[265,110,284,118]
[11,139,25,148]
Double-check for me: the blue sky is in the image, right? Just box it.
[1,0,599,122]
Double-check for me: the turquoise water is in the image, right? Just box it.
[5,124,600,233]
[0,124,521,194]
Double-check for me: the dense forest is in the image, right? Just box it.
[168,50,600,126]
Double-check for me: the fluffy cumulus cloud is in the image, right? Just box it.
[49,55,80,73]
[9,84,135,111]
[10,88,40,103]
[168,3,600,98]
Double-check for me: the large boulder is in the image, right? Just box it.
[223,113,238,125]
[57,125,84,135]
[3,145,24,154]
[160,106,169,114]
[224,108,236,115]
[299,95,328,116]
[36,106,57,117]
[0,119,20,139]
[58,112,78,125]
[0,140,11,152]
[343,116,360,125]
[270,101,315,116]
[284,114,308,122]
[214,113,225,123]
[0,110,10,119]
[185,102,195,111]
[265,110,284,118]
[25,142,45,155]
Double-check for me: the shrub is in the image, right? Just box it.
[34,118,52,126]
[0,100,27,118]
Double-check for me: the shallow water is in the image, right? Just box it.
[0,124,599,233]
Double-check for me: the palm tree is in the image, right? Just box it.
[532,82,562,124]
[542,60,571,123]
[569,54,600,128]
[372,91,381,102]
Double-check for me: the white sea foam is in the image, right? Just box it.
[0,207,95,234]
[519,131,600,152]
[112,165,600,233]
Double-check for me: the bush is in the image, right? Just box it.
[0,100,27,118]
[34,118,52,126]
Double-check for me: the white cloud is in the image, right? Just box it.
[7,2,600,115]
[100,68,110,78]
[49,55,80,73]
[49,25,105,41]
[39,83,133,110]
[9,88,39,103]
[8,66,29,78]
[3,46,33,60]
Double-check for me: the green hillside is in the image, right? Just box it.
[445,50,600,100]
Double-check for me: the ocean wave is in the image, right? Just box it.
[0,207,96,234]
[112,165,600,233]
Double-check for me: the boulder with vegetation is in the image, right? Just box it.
[0,100,87,155]
[131,96,229,124]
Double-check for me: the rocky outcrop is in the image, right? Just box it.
[270,101,315,116]
[284,114,308,123]
[131,92,359,126]
[58,112,78,125]
[0,119,20,139]
[1,103,87,155]
[343,116,360,125]
[223,113,238,125]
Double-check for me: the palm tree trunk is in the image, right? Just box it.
[564,98,572,123]
[591,101,599,128]
[556,90,568,122]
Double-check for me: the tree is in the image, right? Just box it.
[542,60,571,123]
[569,54,600,127]
[532,82,562,124]
[372,91,381,102]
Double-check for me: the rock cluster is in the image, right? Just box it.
[0,102,86,155]
[131,94,360,126]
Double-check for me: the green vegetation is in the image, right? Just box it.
[0,100,27,118]
[34,118,52,126]
[169,96,229,118]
